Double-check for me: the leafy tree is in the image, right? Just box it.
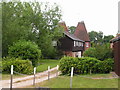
[8,40,41,66]
[83,43,113,61]
[2,2,63,58]
[68,26,76,34]
[88,31,103,45]
[103,35,114,43]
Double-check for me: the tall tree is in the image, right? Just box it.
[68,26,76,34]
[103,35,114,43]
[88,31,103,44]
[2,2,63,58]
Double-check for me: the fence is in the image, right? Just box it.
[9,65,118,89]
[10,65,59,89]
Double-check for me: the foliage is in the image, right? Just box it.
[88,31,103,44]
[93,58,114,73]
[59,56,114,75]
[83,43,113,61]
[8,40,41,66]
[103,35,114,43]
[2,2,63,58]
[2,58,33,74]
[68,26,76,34]
[83,47,96,57]
[59,56,79,75]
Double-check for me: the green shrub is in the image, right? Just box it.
[83,44,113,61]
[8,40,41,66]
[94,58,114,73]
[2,58,33,74]
[83,48,96,57]
[59,56,114,75]
[59,56,79,75]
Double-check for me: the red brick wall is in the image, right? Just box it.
[113,40,120,76]
[63,51,73,57]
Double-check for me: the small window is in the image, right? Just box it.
[86,43,89,47]
[74,41,76,47]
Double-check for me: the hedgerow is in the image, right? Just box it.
[59,56,114,75]
[2,58,33,74]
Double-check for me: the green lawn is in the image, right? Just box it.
[28,74,118,88]
[36,59,59,73]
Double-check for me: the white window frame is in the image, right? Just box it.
[74,41,76,47]
[86,42,89,47]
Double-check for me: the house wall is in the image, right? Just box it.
[113,39,120,76]
[58,35,73,51]
[84,42,90,50]
[59,35,84,51]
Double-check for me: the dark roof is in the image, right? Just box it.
[74,21,90,42]
[64,31,84,42]
[110,36,120,43]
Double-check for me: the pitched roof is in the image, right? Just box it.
[110,35,120,43]
[59,21,68,32]
[74,21,90,42]
[64,31,84,42]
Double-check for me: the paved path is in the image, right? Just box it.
[1,66,60,88]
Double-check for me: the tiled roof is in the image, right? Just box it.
[74,21,90,42]
[59,21,68,32]
[64,31,84,42]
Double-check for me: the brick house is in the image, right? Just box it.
[110,34,120,77]
[58,21,90,57]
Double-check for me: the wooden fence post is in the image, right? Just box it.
[70,67,74,88]
[10,65,13,90]
[56,65,59,77]
[33,67,36,86]
[48,66,50,80]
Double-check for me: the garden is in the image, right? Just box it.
[1,1,118,89]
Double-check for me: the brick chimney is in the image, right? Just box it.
[59,21,68,32]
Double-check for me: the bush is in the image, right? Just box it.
[2,58,33,74]
[8,40,41,66]
[94,58,114,73]
[59,56,79,75]
[59,56,114,75]
[83,43,113,61]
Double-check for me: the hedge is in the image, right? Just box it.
[2,58,33,74]
[59,56,114,75]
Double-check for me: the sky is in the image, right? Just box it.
[22,0,119,36]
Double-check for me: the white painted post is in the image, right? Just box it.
[10,65,13,90]
[90,69,92,75]
[56,65,59,77]
[48,66,50,80]
[70,67,74,88]
[33,67,36,86]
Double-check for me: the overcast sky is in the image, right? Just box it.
[22,0,119,36]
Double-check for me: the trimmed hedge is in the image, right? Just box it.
[8,40,41,66]
[2,58,33,74]
[59,56,114,75]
